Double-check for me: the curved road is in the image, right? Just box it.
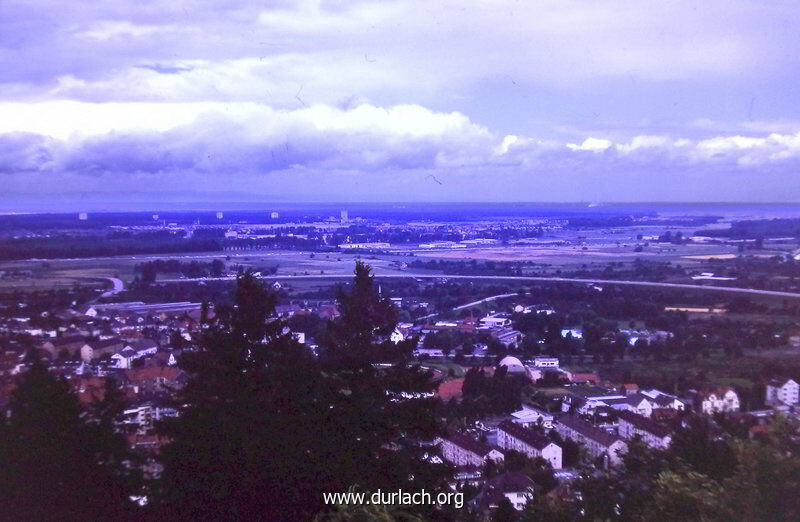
[159,273,800,299]
[100,277,125,298]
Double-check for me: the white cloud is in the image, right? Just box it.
[2,100,799,186]
[78,21,162,40]
[568,137,613,152]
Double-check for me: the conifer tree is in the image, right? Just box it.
[0,361,139,520]
[153,265,448,520]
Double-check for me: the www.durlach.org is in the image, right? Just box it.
[323,489,464,509]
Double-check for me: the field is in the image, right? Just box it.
[411,241,739,266]
[0,250,420,293]
[597,349,800,391]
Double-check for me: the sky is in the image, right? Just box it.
[2,0,800,207]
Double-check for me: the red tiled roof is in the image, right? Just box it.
[437,378,464,400]
[125,366,182,382]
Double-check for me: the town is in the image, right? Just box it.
[4,1,800,518]
[2,205,800,519]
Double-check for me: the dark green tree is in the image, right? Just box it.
[153,265,446,521]
[0,362,140,520]
[493,497,518,522]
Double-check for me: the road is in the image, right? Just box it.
[452,292,520,311]
[417,292,520,322]
[157,273,800,299]
[100,277,125,298]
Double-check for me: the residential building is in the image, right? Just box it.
[694,387,740,414]
[766,378,799,406]
[389,328,405,344]
[625,394,654,418]
[40,336,86,358]
[471,472,535,512]
[554,415,628,466]
[497,421,562,469]
[616,411,672,449]
[122,403,179,434]
[80,338,125,362]
[641,389,687,411]
[438,433,504,467]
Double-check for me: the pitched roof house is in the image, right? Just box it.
[554,415,627,467]
[80,338,125,362]
[616,410,672,449]
[497,421,562,469]
[472,472,536,512]
[766,378,799,406]
[438,433,505,468]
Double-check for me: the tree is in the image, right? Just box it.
[0,361,140,520]
[210,259,225,277]
[153,265,446,520]
[139,262,158,284]
[669,416,737,481]
[493,497,519,521]
[647,471,728,521]
[499,451,557,493]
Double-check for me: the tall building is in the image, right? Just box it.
[78,212,88,220]
[340,209,348,222]
[216,211,224,219]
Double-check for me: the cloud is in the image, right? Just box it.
[0,102,492,175]
[1,1,799,201]
[0,133,58,173]
[1,0,795,103]
[1,100,799,203]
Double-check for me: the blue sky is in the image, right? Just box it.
[2,0,800,204]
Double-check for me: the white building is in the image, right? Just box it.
[480,316,512,328]
[472,472,535,512]
[510,406,554,429]
[533,357,559,368]
[554,415,627,467]
[641,389,686,411]
[498,356,527,375]
[497,421,562,469]
[616,411,672,449]
[389,328,405,344]
[438,434,504,467]
[696,387,740,414]
[766,378,799,406]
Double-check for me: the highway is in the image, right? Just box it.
[416,292,520,322]
[157,273,800,299]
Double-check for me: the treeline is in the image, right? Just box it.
[409,258,525,277]
[328,224,543,245]
[700,218,800,239]
[567,215,635,228]
[224,235,321,250]
[0,236,222,260]
[134,259,225,283]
